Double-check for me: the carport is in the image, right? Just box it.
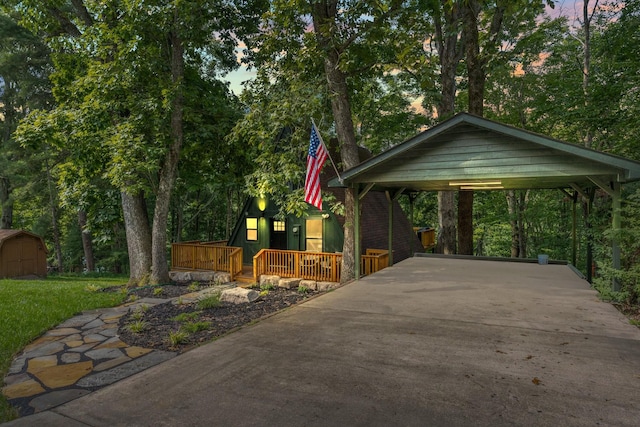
[329,113,640,287]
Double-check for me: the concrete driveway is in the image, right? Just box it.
[7,256,640,426]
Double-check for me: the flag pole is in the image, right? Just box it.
[311,118,343,184]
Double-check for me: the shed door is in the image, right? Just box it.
[4,236,37,277]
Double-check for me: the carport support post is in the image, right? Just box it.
[409,193,417,256]
[572,191,577,266]
[386,189,405,267]
[612,181,621,292]
[386,191,394,266]
[355,185,361,280]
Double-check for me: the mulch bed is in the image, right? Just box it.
[118,284,320,352]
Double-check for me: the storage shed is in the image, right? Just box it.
[0,230,48,279]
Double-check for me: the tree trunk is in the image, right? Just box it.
[226,187,234,240]
[436,191,456,254]
[507,190,529,258]
[78,209,95,272]
[518,190,528,257]
[507,190,520,257]
[121,190,152,286]
[0,177,12,229]
[457,0,488,255]
[312,0,361,283]
[582,0,594,148]
[150,18,184,284]
[45,160,64,271]
[433,1,464,255]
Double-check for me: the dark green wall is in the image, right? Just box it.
[229,197,344,264]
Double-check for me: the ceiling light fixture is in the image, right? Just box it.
[460,185,504,190]
[449,181,502,186]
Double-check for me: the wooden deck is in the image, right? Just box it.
[171,242,389,284]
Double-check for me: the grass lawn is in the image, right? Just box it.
[0,274,127,423]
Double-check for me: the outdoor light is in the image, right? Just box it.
[449,181,502,186]
[449,180,503,190]
[257,197,267,212]
[460,185,504,190]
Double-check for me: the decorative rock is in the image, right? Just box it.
[60,353,82,364]
[316,281,339,291]
[124,346,153,358]
[8,355,27,375]
[300,280,317,291]
[2,379,45,399]
[58,314,100,329]
[83,334,107,343]
[45,327,81,337]
[27,356,58,373]
[22,336,59,353]
[190,271,217,283]
[61,334,82,343]
[169,271,192,282]
[93,356,131,372]
[82,318,105,330]
[3,373,30,386]
[84,347,125,361]
[214,272,231,283]
[68,342,98,353]
[278,278,301,289]
[221,287,260,304]
[29,361,93,388]
[95,337,128,349]
[23,341,65,358]
[260,275,281,287]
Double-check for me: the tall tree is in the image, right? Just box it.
[0,13,52,229]
[239,0,416,282]
[5,0,260,285]
[433,1,464,254]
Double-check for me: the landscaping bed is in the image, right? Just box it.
[118,284,322,352]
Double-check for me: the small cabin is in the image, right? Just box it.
[228,185,423,266]
[0,230,48,279]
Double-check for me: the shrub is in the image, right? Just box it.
[197,292,221,310]
[171,311,202,322]
[181,321,211,333]
[167,330,189,346]
[127,320,148,334]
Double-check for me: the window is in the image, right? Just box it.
[246,218,258,241]
[305,219,323,252]
[273,220,285,232]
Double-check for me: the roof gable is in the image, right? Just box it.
[0,229,47,253]
[330,113,640,191]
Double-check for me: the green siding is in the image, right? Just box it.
[229,197,344,263]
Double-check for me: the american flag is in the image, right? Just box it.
[304,123,328,210]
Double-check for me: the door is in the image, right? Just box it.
[270,219,287,250]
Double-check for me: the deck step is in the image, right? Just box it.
[234,274,255,285]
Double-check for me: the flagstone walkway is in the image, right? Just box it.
[2,286,229,417]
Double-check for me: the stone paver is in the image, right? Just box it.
[1,297,179,417]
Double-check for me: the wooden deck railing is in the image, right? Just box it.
[361,249,390,276]
[253,249,389,282]
[171,241,243,280]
